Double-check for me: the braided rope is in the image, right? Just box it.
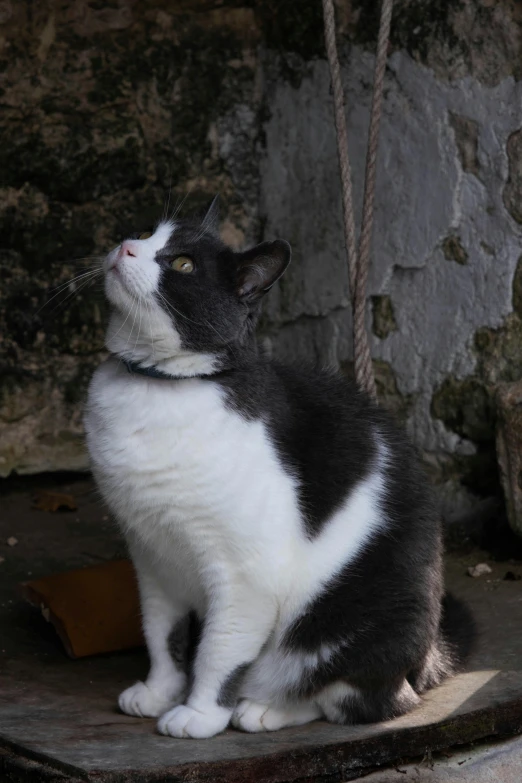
[322,0,394,400]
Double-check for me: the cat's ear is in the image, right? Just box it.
[201,195,220,232]
[236,240,291,302]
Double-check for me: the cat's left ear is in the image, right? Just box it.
[236,240,291,302]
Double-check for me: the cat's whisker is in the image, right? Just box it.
[108,293,139,343]
[170,188,192,223]
[46,267,103,296]
[132,299,143,355]
[38,268,103,314]
[123,295,141,354]
[146,300,156,361]
[43,273,102,317]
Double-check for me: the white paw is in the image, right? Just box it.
[232,699,317,732]
[118,681,183,718]
[157,704,231,739]
[231,699,271,732]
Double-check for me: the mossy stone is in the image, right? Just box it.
[431,376,495,444]
[371,295,398,338]
[442,234,468,265]
[512,255,522,317]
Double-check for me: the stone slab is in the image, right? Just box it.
[1,479,522,781]
[1,670,522,782]
[361,733,522,783]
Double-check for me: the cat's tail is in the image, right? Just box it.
[409,592,477,694]
[439,592,477,670]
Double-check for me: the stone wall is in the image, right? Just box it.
[1,0,522,521]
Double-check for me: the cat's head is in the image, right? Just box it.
[103,203,291,376]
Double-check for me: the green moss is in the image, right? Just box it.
[449,112,480,175]
[374,360,413,423]
[371,295,398,338]
[475,315,522,384]
[340,359,412,424]
[512,256,522,317]
[430,450,500,499]
[431,376,495,443]
[442,234,468,265]
[503,130,522,224]
[430,309,522,498]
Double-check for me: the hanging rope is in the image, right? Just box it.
[322,0,394,400]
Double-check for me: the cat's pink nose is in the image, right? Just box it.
[119,241,137,259]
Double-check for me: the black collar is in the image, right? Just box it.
[122,358,221,381]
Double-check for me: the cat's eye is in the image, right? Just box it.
[139,231,152,240]
[171,256,194,274]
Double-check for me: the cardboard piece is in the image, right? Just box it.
[21,559,144,658]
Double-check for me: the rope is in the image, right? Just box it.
[322,0,394,400]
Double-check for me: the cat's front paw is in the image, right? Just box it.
[157,704,230,739]
[232,699,318,732]
[118,681,183,718]
[231,699,271,732]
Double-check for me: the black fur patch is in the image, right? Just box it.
[335,680,420,725]
[168,611,202,689]
[218,364,376,537]
[217,663,251,709]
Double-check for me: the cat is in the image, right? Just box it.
[84,202,475,739]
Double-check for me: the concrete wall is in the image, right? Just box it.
[1,0,522,520]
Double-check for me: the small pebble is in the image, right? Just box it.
[6,537,18,547]
[0,557,5,564]
[467,563,492,578]
[102,515,109,521]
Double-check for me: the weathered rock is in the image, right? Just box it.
[442,234,469,265]
[503,129,522,224]
[2,0,522,528]
[371,296,398,338]
[449,112,480,176]
[0,0,264,476]
[496,381,522,537]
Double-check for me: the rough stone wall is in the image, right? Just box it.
[0,0,264,475]
[2,0,522,522]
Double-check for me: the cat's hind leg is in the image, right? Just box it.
[316,678,421,725]
[232,679,421,733]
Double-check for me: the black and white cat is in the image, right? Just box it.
[84,204,474,739]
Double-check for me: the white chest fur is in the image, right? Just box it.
[84,360,302,608]
[84,360,387,619]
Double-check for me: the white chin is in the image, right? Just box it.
[105,274,135,310]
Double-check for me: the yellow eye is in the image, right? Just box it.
[171,256,194,274]
[139,231,152,240]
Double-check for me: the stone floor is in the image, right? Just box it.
[1,476,522,782]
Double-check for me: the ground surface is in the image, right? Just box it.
[1,476,522,782]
